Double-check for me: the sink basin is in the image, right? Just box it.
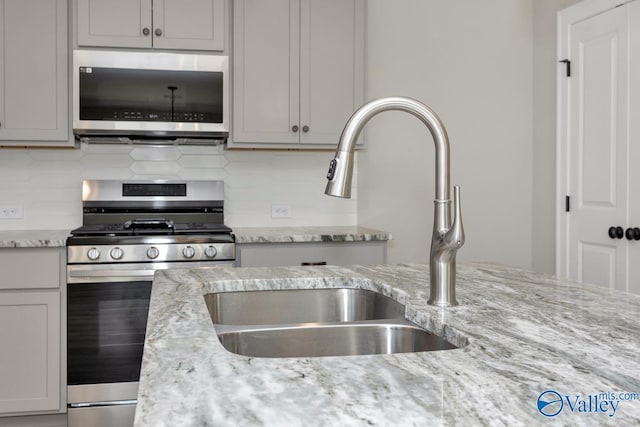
[205,288,405,325]
[217,322,457,358]
[205,287,459,358]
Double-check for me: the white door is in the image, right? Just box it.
[628,1,640,293]
[564,4,629,290]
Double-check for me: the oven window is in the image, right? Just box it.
[67,281,152,385]
[79,67,223,123]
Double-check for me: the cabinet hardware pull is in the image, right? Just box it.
[292,125,299,132]
[302,125,310,132]
[142,27,150,36]
[155,28,163,36]
[301,261,327,266]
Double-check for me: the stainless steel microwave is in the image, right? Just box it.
[72,50,229,144]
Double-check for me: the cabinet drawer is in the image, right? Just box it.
[0,248,63,290]
[237,241,386,267]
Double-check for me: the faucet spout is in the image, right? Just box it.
[324,96,464,307]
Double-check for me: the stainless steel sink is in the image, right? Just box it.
[216,321,457,358]
[205,288,405,325]
[204,288,459,358]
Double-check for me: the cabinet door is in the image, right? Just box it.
[0,0,68,143]
[299,0,364,145]
[0,291,60,414]
[232,0,300,144]
[153,0,225,51]
[77,0,153,48]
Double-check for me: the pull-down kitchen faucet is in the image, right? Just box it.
[324,97,464,306]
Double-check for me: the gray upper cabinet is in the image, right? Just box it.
[231,0,364,148]
[0,0,69,145]
[77,0,225,51]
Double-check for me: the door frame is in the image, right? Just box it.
[555,0,635,278]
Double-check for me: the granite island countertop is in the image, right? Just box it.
[135,263,640,426]
[0,229,70,247]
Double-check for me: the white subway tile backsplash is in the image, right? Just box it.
[130,147,182,161]
[82,154,134,167]
[0,144,357,230]
[28,149,84,161]
[0,152,35,168]
[81,143,134,154]
[81,168,134,180]
[28,172,82,189]
[178,168,228,181]
[178,145,224,155]
[130,161,182,175]
[178,155,228,168]
[0,169,32,187]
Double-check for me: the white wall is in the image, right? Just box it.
[532,0,581,273]
[0,143,355,230]
[360,0,534,268]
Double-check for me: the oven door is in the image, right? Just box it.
[67,278,150,427]
[66,261,234,426]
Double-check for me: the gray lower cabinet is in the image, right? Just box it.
[0,248,66,419]
[230,0,365,148]
[0,0,69,145]
[76,0,226,51]
[237,241,387,267]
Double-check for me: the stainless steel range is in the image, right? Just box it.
[66,179,235,427]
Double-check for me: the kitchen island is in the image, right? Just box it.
[135,263,640,426]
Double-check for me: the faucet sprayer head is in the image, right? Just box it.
[324,150,355,198]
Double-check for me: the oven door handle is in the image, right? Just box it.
[69,270,154,277]
[69,399,137,408]
[68,269,156,280]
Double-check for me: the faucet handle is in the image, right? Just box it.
[447,185,465,248]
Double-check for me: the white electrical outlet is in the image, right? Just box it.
[271,204,292,219]
[0,204,23,219]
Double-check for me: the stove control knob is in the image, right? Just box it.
[147,246,160,260]
[182,245,196,259]
[110,247,124,260]
[87,247,101,261]
[204,245,217,258]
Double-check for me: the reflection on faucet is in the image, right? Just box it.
[324,97,464,307]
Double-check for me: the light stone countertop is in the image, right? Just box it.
[0,226,389,247]
[233,226,391,243]
[0,229,70,247]
[135,263,640,426]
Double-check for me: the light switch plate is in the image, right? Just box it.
[271,204,292,219]
[0,204,23,219]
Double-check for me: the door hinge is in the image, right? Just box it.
[565,195,571,212]
[559,59,571,77]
